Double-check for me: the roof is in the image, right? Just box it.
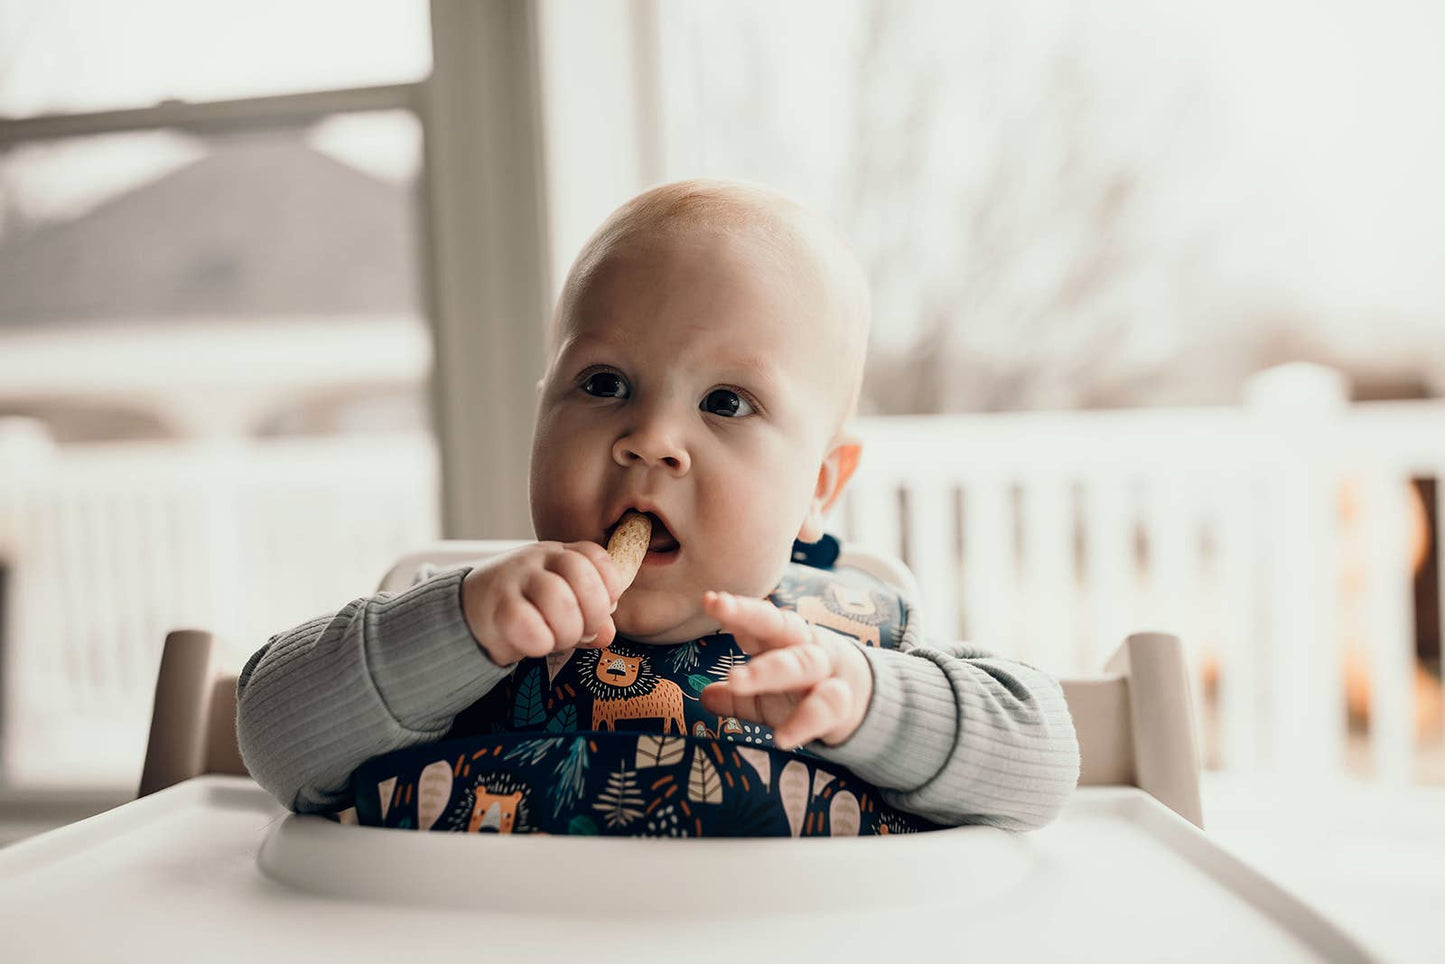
[0,131,420,326]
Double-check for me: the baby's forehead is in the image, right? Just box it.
[559,210,857,338]
[563,327,790,401]
[558,234,847,385]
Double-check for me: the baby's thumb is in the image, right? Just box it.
[591,617,618,649]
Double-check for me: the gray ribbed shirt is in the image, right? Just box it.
[235,566,1080,830]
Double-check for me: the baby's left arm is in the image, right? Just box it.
[700,591,1080,831]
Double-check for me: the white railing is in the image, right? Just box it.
[2,366,1441,790]
[840,380,1445,785]
[0,421,440,787]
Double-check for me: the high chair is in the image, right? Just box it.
[139,539,1203,827]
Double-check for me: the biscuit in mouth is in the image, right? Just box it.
[607,510,680,556]
[606,511,651,589]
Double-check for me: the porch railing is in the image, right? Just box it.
[842,379,1444,784]
[0,422,439,786]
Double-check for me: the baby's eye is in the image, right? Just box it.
[700,388,755,418]
[581,371,629,399]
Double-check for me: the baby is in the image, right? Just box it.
[236,179,1079,831]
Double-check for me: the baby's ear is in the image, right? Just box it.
[798,434,862,543]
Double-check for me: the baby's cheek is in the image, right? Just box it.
[702,524,790,599]
[530,455,596,540]
[528,487,570,541]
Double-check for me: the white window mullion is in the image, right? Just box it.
[0,84,420,145]
[421,0,553,538]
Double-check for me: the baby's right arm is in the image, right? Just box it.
[236,568,506,814]
[236,542,622,813]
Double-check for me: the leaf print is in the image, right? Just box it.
[503,737,563,767]
[545,704,578,733]
[553,737,590,818]
[779,761,809,837]
[685,674,714,695]
[635,734,686,769]
[687,750,722,805]
[512,667,546,727]
[829,791,861,837]
[666,639,701,673]
[593,766,644,829]
[735,747,771,792]
[708,650,745,680]
[567,815,599,836]
[416,760,453,831]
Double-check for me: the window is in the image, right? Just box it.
[0,0,441,788]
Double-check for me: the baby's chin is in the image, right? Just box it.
[612,592,717,645]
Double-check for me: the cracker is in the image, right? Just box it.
[606,510,652,591]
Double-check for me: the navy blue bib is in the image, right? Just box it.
[353,537,941,836]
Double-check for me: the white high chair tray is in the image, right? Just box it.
[0,776,1375,963]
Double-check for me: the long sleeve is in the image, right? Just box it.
[806,596,1080,831]
[235,567,512,813]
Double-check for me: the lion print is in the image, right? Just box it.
[796,581,900,648]
[770,566,903,649]
[444,771,533,834]
[574,643,687,734]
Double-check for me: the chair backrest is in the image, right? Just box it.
[1060,633,1203,826]
[138,629,249,796]
[140,540,1203,827]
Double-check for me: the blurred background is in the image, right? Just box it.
[0,0,1442,956]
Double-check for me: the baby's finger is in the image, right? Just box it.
[521,569,584,649]
[493,594,555,660]
[698,681,736,718]
[772,678,852,751]
[590,617,617,649]
[546,549,614,641]
[702,591,812,654]
[699,681,761,724]
[566,540,624,605]
[726,643,833,697]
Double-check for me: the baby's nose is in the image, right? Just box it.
[613,425,690,474]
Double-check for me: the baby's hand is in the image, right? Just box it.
[698,591,872,751]
[461,542,623,667]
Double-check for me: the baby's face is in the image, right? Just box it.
[530,228,845,644]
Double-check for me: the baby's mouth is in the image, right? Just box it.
[647,519,681,554]
[609,511,680,555]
